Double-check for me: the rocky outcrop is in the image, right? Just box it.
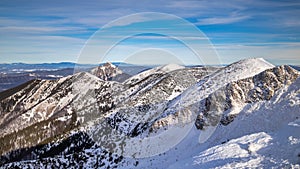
[195,65,300,129]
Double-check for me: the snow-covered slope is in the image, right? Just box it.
[167,58,274,111]
[147,58,275,132]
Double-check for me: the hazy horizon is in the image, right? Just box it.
[0,58,299,66]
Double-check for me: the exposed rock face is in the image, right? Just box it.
[195,65,300,129]
[90,62,123,81]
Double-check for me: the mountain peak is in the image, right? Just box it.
[103,62,115,68]
[90,62,122,81]
[232,57,274,68]
[157,63,184,72]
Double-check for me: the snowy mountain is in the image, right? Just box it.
[0,58,299,168]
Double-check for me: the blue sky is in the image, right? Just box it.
[0,0,299,65]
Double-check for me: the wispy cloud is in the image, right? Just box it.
[0,26,81,33]
[102,14,161,28]
[196,14,250,25]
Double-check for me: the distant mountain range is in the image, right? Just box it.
[1,61,298,93]
[0,59,299,168]
[0,62,151,92]
[0,62,149,71]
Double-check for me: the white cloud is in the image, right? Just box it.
[0,26,81,33]
[196,14,250,25]
[102,14,155,28]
